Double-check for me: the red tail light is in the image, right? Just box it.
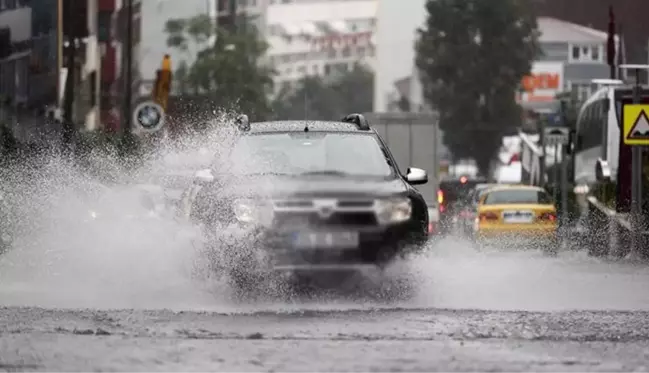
[539,212,556,222]
[479,212,499,221]
[439,204,445,213]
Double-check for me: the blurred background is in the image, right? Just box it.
[1,0,649,239]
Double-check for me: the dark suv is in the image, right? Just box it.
[179,114,430,290]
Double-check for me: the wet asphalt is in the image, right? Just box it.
[3,236,649,371]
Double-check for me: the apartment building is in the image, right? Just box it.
[265,0,376,91]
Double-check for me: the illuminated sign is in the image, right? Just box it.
[517,62,564,103]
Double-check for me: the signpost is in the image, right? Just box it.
[619,64,649,258]
[544,127,569,146]
[132,101,165,134]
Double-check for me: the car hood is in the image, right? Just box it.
[212,175,409,199]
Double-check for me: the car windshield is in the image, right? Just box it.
[483,189,553,205]
[222,132,394,177]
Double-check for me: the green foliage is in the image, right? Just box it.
[415,0,540,175]
[271,63,374,120]
[164,14,274,119]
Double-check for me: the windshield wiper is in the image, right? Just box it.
[299,170,350,177]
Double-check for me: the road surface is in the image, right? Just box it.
[3,234,649,371]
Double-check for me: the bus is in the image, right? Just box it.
[573,86,619,186]
[573,83,649,187]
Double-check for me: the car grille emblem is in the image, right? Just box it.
[314,199,336,219]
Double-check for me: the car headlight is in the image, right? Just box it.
[375,197,412,224]
[232,199,273,225]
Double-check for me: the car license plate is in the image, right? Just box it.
[502,210,534,223]
[292,231,359,249]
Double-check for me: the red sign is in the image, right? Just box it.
[521,73,560,92]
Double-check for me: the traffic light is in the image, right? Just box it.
[62,0,89,39]
[153,55,172,112]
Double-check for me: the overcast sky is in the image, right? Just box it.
[139,0,211,80]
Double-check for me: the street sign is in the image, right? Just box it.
[623,104,649,145]
[544,127,569,146]
[133,100,165,133]
[544,112,562,126]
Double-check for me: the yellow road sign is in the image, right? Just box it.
[153,54,172,112]
[623,104,649,145]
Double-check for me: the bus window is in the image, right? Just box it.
[581,98,606,151]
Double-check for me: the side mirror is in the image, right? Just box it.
[194,168,215,184]
[406,167,428,185]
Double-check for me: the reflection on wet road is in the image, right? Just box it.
[2,236,649,371]
[417,237,649,312]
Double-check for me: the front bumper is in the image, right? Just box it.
[208,221,423,272]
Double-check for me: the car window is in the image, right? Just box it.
[224,132,394,177]
[483,189,553,205]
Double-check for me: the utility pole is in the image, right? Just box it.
[61,0,78,155]
[229,0,237,33]
[631,68,643,257]
[538,116,546,186]
[122,0,134,143]
[620,64,649,259]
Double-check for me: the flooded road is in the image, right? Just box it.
[2,236,649,371]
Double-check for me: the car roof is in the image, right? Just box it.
[475,183,499,190]
[483,184,546,193]
[247,120,374,134]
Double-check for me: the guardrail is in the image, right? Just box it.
[583,196,649,259]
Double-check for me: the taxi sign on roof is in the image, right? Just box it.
[623,104,649,145]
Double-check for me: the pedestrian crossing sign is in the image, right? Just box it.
[623,104,649,145]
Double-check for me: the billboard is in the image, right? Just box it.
[517,61,564,103]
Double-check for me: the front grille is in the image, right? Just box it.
[337,200,374,208]
[273,211,377,228]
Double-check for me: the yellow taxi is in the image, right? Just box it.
[473,184,558,253]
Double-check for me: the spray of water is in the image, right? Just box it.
[0,111,597,313]
[0,113,249,310]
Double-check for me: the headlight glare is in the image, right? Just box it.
[375,197,412,224]
[232,199,273,225]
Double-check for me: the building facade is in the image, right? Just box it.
[98,0,141,132]
[265,0,376,92]
[0,0,32,107]
[1,0,63,145]
[530,0,649,81]
[518,17,615,113]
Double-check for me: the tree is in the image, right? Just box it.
[415,0,539,175]
[164,15,275,119]
[271,63,374,120]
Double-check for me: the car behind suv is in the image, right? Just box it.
[437,176,487,234]
[178,114,430,291]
